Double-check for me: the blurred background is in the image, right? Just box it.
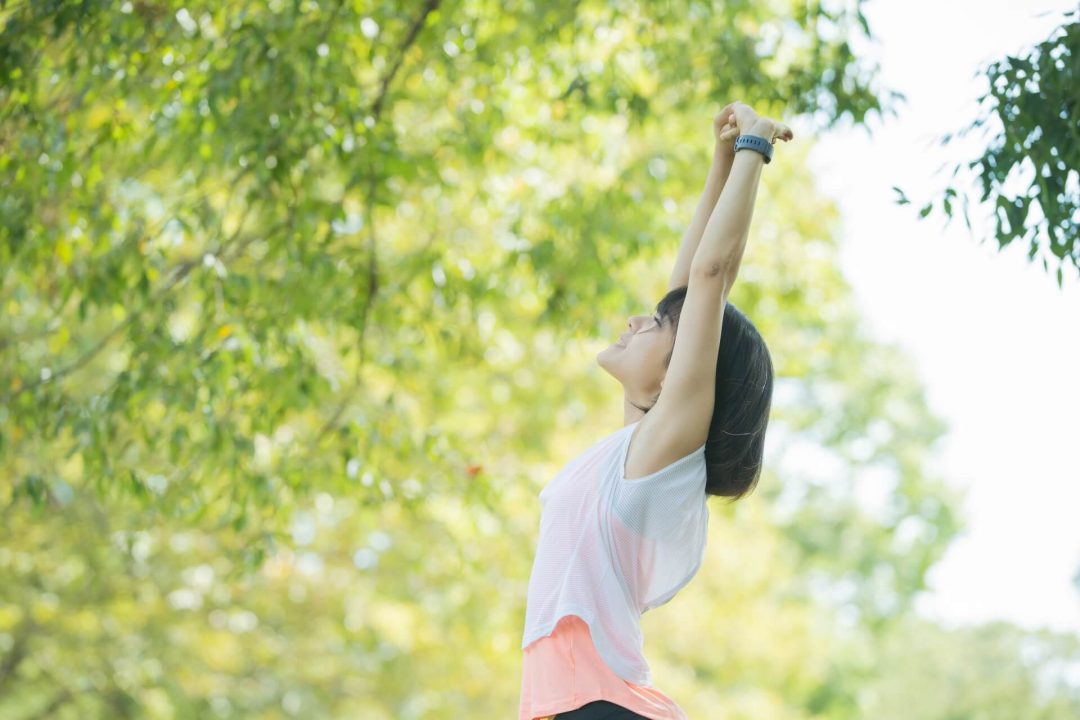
[1,1,1078,718]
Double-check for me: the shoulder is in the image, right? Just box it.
[621,415,705,482]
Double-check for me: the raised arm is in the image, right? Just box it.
[689,104,792,284]
[631,104,791,457]
[667,113,740,291]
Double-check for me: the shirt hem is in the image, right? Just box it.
[521,691,684,720]
[522,606,651,686]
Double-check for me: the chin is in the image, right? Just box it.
[596,350,622,378]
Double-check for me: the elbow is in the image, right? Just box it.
[689,256,733,282]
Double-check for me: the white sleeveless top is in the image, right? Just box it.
[520,420,709,686]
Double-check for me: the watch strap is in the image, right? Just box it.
[733,134,773,164]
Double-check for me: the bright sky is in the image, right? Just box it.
[805,0,1080,635]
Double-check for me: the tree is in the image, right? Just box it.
[4,2,1079,718]
[897,9,1079,288]
[0,0,892,563]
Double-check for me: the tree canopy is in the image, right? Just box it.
[898,8,1079,287]
[2,2,1079,718]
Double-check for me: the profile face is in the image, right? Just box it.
[596,311,675,406]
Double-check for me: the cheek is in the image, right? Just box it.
[627,336,663,364]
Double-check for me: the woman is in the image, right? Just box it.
[519,102,793,720]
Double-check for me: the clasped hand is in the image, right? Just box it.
[713,102,794,152]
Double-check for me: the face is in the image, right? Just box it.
[596,311,676,409]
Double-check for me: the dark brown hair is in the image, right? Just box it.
[651,285,774,503]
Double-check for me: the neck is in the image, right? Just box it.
[622,396,649,426]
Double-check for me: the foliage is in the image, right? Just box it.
[2,1,1079,718]
[896,9,1079,288]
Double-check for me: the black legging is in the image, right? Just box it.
[553,700,650,719]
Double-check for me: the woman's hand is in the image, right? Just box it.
[713,110,740,152]
[746,116,794,145]
[717,102,794,146]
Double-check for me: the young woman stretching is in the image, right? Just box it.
[519,102,793,720]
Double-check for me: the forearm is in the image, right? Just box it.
[668,147,735,289]
[690,131,770,277]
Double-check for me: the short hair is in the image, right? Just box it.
[653,285,773,503]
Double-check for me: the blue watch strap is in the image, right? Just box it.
[733,134,773,164]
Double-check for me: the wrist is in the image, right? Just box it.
[713,143,735,162]
[733,133,773,164]
[708,147,735,187]
[745,118,776,139]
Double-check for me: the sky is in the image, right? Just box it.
[803,0,1080,635]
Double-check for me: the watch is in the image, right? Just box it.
[733,134,773,164]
